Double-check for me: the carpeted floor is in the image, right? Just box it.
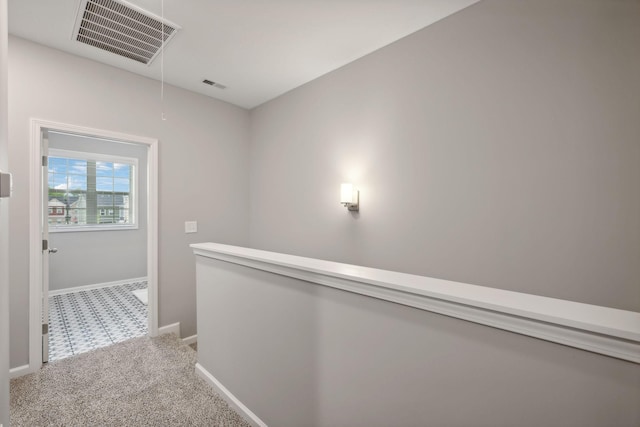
[10,334,251,427]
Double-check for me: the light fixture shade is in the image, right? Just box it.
[340,183,354,204]
[340,183,359,211]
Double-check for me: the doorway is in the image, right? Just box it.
[29,119,158,370]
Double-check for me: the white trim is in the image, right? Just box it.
[28,119,42,376]
[49,147,139,163]
[147,132,158,337]
[158,322,180,338]
[195,363,267,427]
[192,243,640,364]
[9,365,30,379]
[48,276,148,296]
[182,334,197,346]
[49,224,139,233]
[27,119,159,375]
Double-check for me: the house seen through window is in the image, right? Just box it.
[48,150,136,230]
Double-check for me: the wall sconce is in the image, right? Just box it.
[340,183,359,212]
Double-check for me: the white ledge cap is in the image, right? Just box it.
[192,242,640,363]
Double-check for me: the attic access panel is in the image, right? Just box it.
[72,0,180,65]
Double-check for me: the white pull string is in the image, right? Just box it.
[161,0,166,121]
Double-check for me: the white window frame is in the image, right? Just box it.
[48,148,139,233]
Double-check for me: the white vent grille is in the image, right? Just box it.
[203,79,227,90]
[72,0,180,65]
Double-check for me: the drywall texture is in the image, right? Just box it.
[197,257,640,427]
[48,132,147,291]
[0,0,10,424]
[249,0,640,311]
[8,36,251,368]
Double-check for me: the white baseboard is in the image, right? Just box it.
[49,276,148,296]
[158,322,181,338]
[195,363,267,427]
[182,334,197,345]
[9,364,31,379]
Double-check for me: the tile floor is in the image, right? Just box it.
[48,281,148,362]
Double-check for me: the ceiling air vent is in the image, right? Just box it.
[202,79,227,90]
[72,0,180,65]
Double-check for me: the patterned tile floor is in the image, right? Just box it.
[48,281,148,362]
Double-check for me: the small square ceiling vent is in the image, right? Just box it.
[72,0,180,65]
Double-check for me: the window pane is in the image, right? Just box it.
[48,157,67,174]
[98,193,114,209]
[113,163,131,178]
[68,159,87,175]
[99,207,116,224]
[49,173,64,190]
[48,173,67,191]
[72,208,87,225]
[67,175,87,191]
[49,152,136,230]
[119,209,130,223]
[96,161,113,177]
[97,177,113,192]
[114,178,130,193]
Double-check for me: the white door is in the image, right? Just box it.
[41,129,55,364]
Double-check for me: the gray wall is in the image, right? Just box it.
[249,0,640,312]
[0,0,10,424]
[197,257,640,427]
[7,3,640,424]
[48,132,147,291]
[8,36,251,368]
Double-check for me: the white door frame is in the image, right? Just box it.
[28,118,159,374]
[0,0,10,422]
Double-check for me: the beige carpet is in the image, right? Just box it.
[10,334,251,427]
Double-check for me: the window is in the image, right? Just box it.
[48,149,137,231]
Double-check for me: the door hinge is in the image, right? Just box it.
[0,172,11,198]
[42,155,48,167]
[42,239,48,251]
[42,323,49,335]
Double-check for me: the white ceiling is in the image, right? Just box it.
[9,0,479,109]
